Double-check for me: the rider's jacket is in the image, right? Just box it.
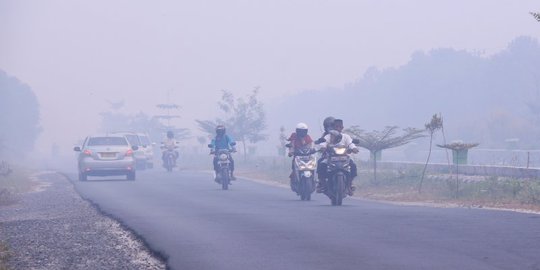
[287,132,313,154]
[320,132,358,152]
[210,134,235,151]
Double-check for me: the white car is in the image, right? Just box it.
[74,134,138,181]
[136,133,155,169]
[111,132,148,170]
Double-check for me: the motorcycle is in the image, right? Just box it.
[318,137,359,206]
[209,144,236,190]
[161,145,178,172]
[287,145,317,201]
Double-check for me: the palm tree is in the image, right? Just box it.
[419,114,443,193]
[531,12,540,22]
[347,126,425,184]
[437,142,479,198]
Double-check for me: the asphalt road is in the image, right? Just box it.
[66,169,540,270]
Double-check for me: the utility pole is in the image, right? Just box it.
[155,90,181,130]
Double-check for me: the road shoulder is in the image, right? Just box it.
[0,171,167,269]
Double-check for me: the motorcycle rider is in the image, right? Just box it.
[209,125,237,180]
[315,116,335,192]
[287,123,314,193]
[318,119,359,195]
[161,130,179,167]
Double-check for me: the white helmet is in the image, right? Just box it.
[295,122,308,138]
[296,122,308,129]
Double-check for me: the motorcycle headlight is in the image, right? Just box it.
[219,153,228,161]
[297,158,317,170]
[305,159,317,170]
[333,147,347,155]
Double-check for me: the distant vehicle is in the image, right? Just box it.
[111,132,148,170]
[74,134,138,181]
[161,145,178,172]
[137,133,155,169]
[208,144,236,190]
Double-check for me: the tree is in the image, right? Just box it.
[100,103,190,143]
[437,142,479,198]
[418,114,444,193]
[346,126,425,184]
[0,70,41,159]
[197,136,207,153]
[531,12,540,22]
[196,88,267,160]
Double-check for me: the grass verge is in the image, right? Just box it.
[234,156,540,212]
[0,166,35,206]
[0,164,34,269]
[0,241,10,270]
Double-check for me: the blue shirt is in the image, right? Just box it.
[211,135,235,150]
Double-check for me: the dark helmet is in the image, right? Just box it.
[167,130,174,139]
[323,116,335,132]
[216,125,226,136]
[295,122,308,138]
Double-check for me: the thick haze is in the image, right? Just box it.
[1,0,539,156]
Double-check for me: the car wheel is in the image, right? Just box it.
[127,171,136,181]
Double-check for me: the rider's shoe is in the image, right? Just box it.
[346,186,356,196]
[316,180,326,193]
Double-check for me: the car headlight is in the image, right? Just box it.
[333,147,347,155]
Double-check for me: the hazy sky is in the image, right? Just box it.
[1,0,539,154]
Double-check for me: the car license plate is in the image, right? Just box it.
[100,152,116,158]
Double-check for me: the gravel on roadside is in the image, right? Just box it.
[0,171,167,270]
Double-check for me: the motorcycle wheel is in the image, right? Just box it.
[301,176,312,201]
[166,156,173,172]
[221,168,229,190]
[335,174,345,206]
[299,178,306,201]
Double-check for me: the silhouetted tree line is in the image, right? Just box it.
[0,70,41,159]
[273,36,540,149]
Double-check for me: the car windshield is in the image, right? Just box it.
[87,137,128,146]
[139,135,151,145]
[124,134,141,146]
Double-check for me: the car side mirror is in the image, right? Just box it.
[73,146,81,152]
[352,138,360,145]
[132,145,139,151]
[207,144,213,148]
